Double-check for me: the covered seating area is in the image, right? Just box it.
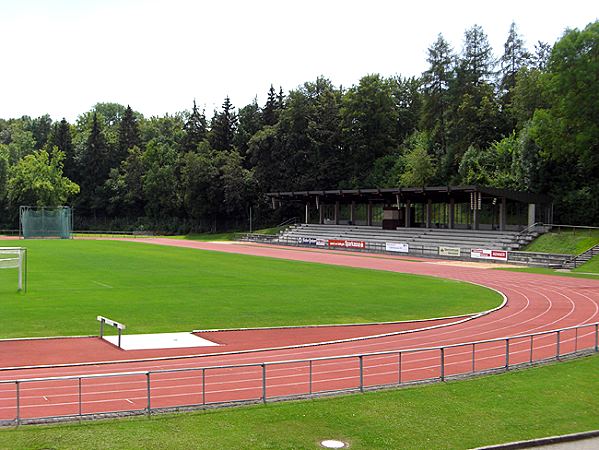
[267,186,553,232]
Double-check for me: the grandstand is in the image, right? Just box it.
[265,185,551,260]
[278,223,534,252]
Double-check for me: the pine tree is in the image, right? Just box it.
[500,22,530,96]
[182,100,207,152]
[277,87,285,111]
[79,113,110,212]
[49,118,75,179]
[262,85,278,126]
[118,105,141,163]
[457,25,495,87]
[421,34,454,166]
[210,96,237,151]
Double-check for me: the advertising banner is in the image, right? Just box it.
[439,246,461,257]
[470,248,508,261]
[297,237,318,246]
[385,242,409,253]
[328,239,366,249]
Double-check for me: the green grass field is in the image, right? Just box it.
[0,240,500,338]
[1,355,597,449]
[524,229,599,254]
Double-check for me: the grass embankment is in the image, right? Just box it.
[1,355,598,449]
[169,226,285,242]
[524,229,599,255]
[0,240,500,338]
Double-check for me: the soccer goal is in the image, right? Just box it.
[19,206,73,239]
[0,247,27,292]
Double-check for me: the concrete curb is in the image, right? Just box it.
[473,429,599,449]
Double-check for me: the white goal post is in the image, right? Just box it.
[0,247,27,292]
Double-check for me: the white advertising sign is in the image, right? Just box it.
[470,248,508,261]
[386,242,409,253]
[439,246,461,257]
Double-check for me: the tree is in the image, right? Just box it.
[262,85,278,126]
[28,115,53,150]
[400,133,435,187]
[118,105,141,162]
[235,99,262,162]
[210,96,237,151]
[341,74,399,185]
[182,100,207,152]
[77,112,111,213]
[48,118,76,181]
[141,140,181,219]
[421,34,454,140]
[528,21,599,223]
[7,147,79,207]
[499,22,530,96]
[457,25,495,85]
[499,22,530,131]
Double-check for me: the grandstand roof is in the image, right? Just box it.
[267,185,552,205]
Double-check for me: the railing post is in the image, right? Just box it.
[359,356,364,392]
[99,319,104,338]
[309,360,313,395]
[595,324,598,352]
[78,377,82,422]
[398,352,402,385]
[505,338,510,369]
[262,364,267,403]
[472,343,475,373]
[146,372,151,417]
[15,381,20,426]
[575,327,578,353]
[530,335,534,363]
[440,348,445,381]
[202,368,206,405]
[556,331,561,360]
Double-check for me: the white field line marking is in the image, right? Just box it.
[91,280,112,288]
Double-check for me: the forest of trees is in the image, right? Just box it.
[0,21,597,231]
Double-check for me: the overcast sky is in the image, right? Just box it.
[0,0,596,122]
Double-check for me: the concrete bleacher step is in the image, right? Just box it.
[279,224,522,251]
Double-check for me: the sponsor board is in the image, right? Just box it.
[297,237,317,246]
[470,248,508,261]
[385,242,409,253]
[439,246,461,257]
[328,239,366,249]
[316,239,327,247]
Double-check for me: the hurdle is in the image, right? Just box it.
[97,316,126,348]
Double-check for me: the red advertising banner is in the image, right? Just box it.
[470,248,508,261]
[328,239,366,249]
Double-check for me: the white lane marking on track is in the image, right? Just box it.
[42,396,48,401]
[125,399,134,404]
[2,330,594,405]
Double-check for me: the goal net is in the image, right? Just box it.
[0,247,27,291]
[20,206,73,239]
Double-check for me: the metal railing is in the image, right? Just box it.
[1,322,597,426]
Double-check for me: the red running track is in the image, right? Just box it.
[1,239,598,423]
